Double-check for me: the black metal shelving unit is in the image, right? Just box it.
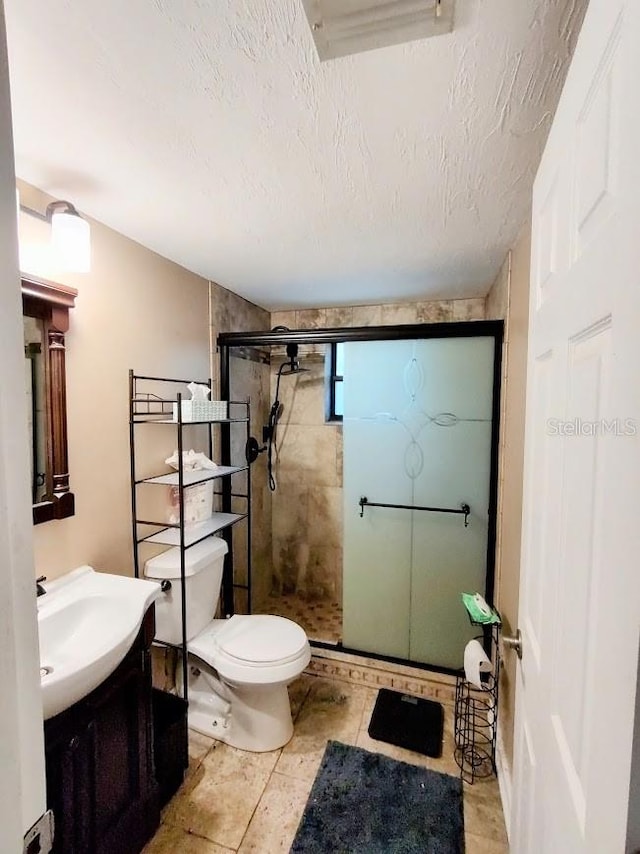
[454,616,502,784]
[128,371,252,702]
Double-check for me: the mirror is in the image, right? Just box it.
[21,274,77,524]
[23,314,47,503]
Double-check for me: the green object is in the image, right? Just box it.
[461,592,501,625]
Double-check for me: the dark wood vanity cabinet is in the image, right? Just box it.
[43,608,160,854]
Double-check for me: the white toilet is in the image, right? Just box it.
[144,537,311,752]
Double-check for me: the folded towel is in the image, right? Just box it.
[165,449,218,471]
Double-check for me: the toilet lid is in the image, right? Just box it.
[218,615,308,664]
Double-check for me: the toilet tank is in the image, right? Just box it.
[144,536,228,645]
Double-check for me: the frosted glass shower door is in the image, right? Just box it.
[342,336,495,669]
[342,342,414,658]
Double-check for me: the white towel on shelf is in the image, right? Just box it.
[165,449,217,471]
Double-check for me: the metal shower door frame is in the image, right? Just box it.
[218,319,503,673]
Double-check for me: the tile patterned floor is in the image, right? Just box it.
[254,594,343,645]
[143,674,509,853]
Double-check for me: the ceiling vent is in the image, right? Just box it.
[301,0,455,62]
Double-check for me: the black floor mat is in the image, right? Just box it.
[367,688,444,758]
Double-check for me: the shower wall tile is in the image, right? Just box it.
[231,519,249,587]
[252,484,274,607]
[416,300,453,323]
[271,296,487,334]
[296,308,326,329]
[269,311,294,358]
[271,361,325,426]
[351,304,383,327]
[267,349,337,601]
[380,302,419,326]
[331,545,343,602]
[452,298,486,321]
[308,487,343,549]
[272,484,309,539]
[295,308,327,355]
[306,650,457,704]
[270,484,341,600]
[305,544,339,598]
[276,425,339,488]
[325,306,354,328]
[270,310,294,331]
[336,425,343,487]
[209,281,271,615]
[210,280,268,339]
[272,485,309,595]
[209,284,269,371]
[271,485,343,600]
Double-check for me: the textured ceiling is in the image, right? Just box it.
[5,0,586,310]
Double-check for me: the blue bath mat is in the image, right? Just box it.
[290,741,464,853]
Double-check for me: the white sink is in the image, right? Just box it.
[37,566,161,720]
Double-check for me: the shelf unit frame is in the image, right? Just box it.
[128,371,252,702]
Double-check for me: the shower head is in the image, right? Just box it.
[279,362,310,376]
[281,341,310,375]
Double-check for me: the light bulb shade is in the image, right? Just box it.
[50,210,91,272]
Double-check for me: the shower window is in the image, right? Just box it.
[327,343,344,421]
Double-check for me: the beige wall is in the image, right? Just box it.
[485,220,531,774]
[18,179,211,580]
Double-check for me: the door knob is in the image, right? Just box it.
[502,629,523,660]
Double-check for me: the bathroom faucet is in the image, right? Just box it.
[36,575,47,597]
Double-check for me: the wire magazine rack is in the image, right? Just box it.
[454,619,501,784]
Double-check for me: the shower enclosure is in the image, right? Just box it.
[219,321,502,672]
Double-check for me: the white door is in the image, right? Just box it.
[512,1,640,851]
[0,13,48,854]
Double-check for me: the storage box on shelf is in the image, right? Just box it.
[172,399,228,422]
[168,481,214,525]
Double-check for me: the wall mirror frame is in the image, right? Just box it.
[22,273,77,524]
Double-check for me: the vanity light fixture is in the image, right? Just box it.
[19,197,91,273]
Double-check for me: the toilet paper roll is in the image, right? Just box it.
[463,639,493,689]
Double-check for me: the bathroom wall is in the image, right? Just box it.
[485,220,531,781]
[263,298,486,610]
[209,285,271,613]
[18,179,211,581]
[0,15,47,847]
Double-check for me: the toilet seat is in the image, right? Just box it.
[188,614,311,685]
[218,614,308,663]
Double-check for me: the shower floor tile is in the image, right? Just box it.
[254,594,342,644]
